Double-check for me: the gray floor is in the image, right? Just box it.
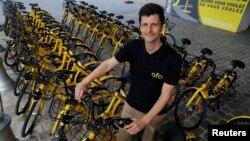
[0,0,249,141]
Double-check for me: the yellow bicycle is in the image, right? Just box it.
[174,60,245,130]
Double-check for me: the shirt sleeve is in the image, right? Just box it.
[164,53,183,85]
[114,40,135,63]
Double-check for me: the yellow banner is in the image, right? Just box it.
[198,0,249,32]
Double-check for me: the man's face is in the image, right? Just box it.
[140,14,162,44]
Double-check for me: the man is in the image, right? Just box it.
[75,3,182,141]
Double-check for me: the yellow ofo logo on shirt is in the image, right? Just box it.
[151,72,163,79]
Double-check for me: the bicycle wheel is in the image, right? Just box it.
[21,98,43,137]
[4,40,19,66]
[15,88,32,115]
[52,111,83,140]
[174,88,207,130]
[227,116,250,125]
[15,76,36,115]
[14,72,32,96]
[14,59,28,73]
[52,125,68,141]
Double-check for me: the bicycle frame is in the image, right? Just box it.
[175,59,245,130]
[185,84,210,108]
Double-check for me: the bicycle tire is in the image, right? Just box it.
[21,99,39,137]
[14,70,34,96]
[52,125,68,141]
[14,61,25,73]
[14,73,27,96]
[4,40,19,66]
[174,88,207,130]
[15,88,32,115]
[51,109,80,140]
[227,116,250,125]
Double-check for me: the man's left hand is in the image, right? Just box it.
[124,118,146,135]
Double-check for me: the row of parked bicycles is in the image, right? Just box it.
[2,0,130,140]
[1,0,247,141]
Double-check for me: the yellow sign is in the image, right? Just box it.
[198,0,249,32]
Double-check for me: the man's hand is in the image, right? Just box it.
[124,118,147,135]
[75,81,88,101]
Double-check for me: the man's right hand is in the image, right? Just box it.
[75,81,88,101]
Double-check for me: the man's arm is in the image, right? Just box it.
[143,83,174,122]
[125,83,175,134]
[75,56,120,101]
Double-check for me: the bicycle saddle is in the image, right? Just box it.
[231,60,245,69]
[116,15,124,20]
[99,10,107,14]
[155,122,186,141]
[201,48,213,56]
[125,0,134,4]
[79,1,88,5]
[181,38,191,46]
[29,3,38,7]
[127,19,135,25]
[107,13,115,17]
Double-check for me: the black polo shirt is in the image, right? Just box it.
[115,39,182,114]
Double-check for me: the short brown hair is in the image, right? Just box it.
[139,3,165,25]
